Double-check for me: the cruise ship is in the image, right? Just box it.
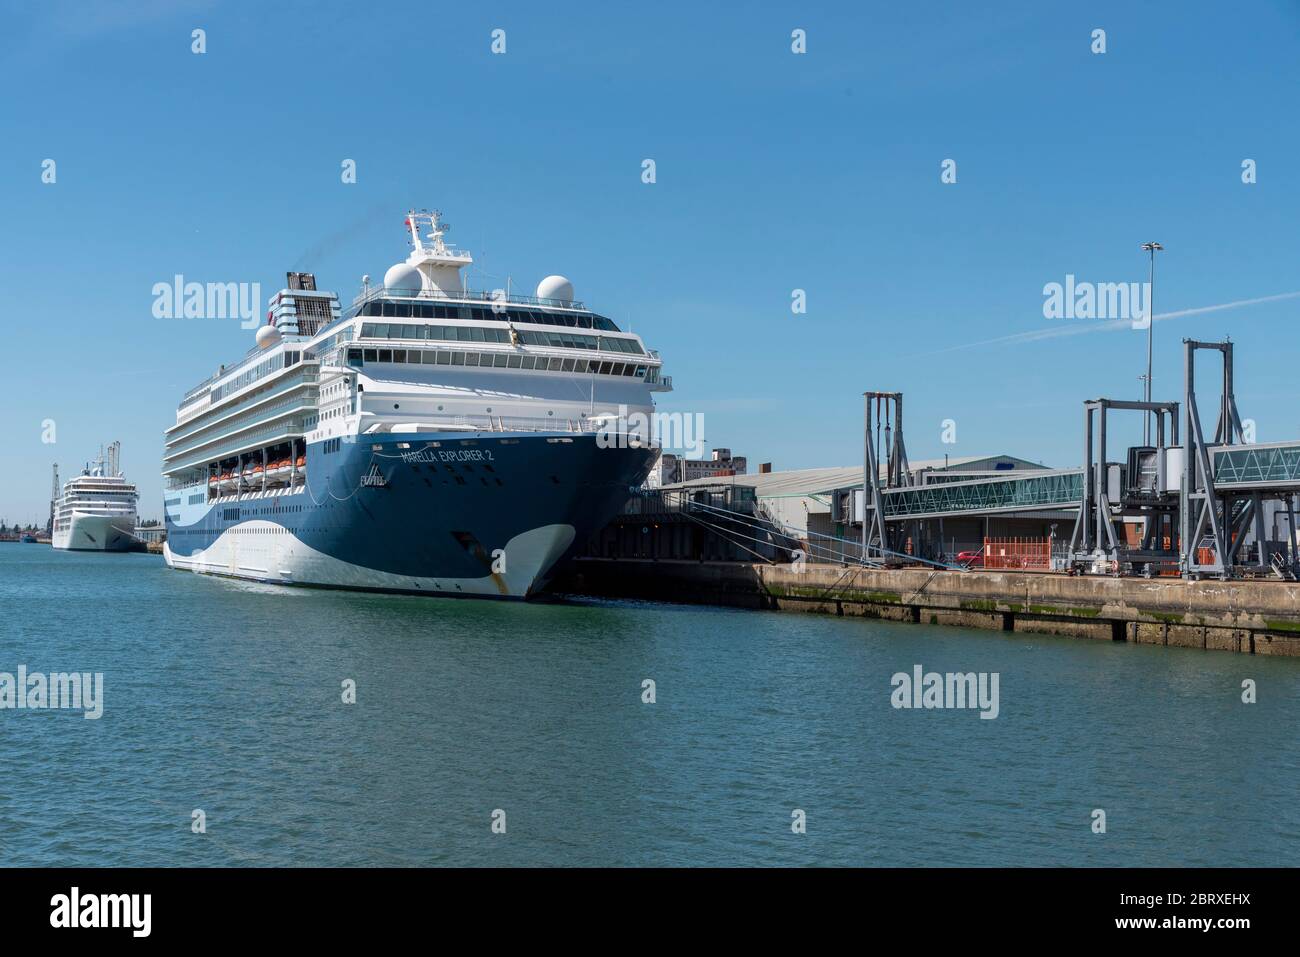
[52,442,141,551]
[162,209,669,598]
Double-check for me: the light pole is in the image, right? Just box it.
[1141,241,1163,444]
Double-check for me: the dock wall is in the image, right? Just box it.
[555,559,1300,657]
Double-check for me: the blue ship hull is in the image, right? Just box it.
[163,431,653,598]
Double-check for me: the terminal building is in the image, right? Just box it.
[589,453,1063,564]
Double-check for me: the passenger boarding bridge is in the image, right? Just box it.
[853,340,1300,580]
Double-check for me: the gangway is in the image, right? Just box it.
[855,339,1300,580]
[879,469,1084,521]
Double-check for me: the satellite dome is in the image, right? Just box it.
[384,262,422,294]
[536,275,575,303]
[255,324,282,349]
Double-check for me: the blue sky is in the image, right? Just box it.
[2,0,1298,523]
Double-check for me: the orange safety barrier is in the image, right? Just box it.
[1196,532,1237,567]
[983,537,1051,570]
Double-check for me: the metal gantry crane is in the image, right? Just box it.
[1068,398,1180,575]
[861,391,911,561]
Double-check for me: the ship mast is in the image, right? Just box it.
[47,463,59,535]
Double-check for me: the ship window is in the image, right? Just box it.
[561,358,576,372]
[381,302,396,317]
[451,351,465,365]
[520,355,535,369]
[378,349,392,362]
[599,362,613,375]
[395,303,412,318]
[436,351,450,365]
[364,349,377,362]
[507,354,522,368]
[393,350,406,363]
[490,354,507,368]
[347,349,363,367]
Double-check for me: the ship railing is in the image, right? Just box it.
[362,412,628,436]
[348,284,586,312]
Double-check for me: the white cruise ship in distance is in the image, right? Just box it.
[52,442,141,551]
[162,207,671,598]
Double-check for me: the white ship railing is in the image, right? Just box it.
[350,284,586,311]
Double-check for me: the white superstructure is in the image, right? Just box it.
[52,442,141,551]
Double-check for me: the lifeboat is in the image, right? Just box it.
[296,455,306,468]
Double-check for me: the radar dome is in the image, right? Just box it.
[255,324,282,349]
[536,275,575,303]
[384,262,422,294]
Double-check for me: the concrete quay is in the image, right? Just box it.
[557,559,1300,657]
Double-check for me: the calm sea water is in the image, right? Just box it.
[1,544,1297,867]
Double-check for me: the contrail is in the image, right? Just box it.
[911,290,1300,357]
